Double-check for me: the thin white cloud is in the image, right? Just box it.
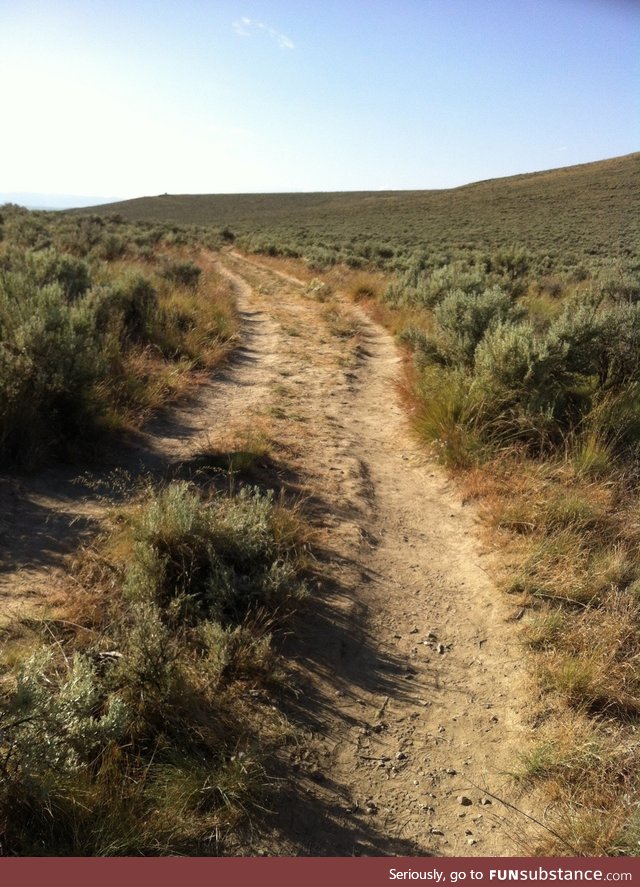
[232,16,252,37]
[232,17,294,50]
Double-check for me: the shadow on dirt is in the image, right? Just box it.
[261,556,434,856]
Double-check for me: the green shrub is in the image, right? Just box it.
[419,299,640,453]
[484,245,531,281]
[97,233,127,261]
[25,247,91,301]
[93,273,159,345]
[432,285,516,366]
[384,261,491,309]
[122,483,303,626]
[161,261,202,289]
[0,272,103,463]
[6,651,129,774]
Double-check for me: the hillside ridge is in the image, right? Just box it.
[79,152,638,210]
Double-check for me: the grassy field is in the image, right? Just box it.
[83,153,639,279]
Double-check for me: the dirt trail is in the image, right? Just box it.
[0,252,537,855]
[219,254,536,856]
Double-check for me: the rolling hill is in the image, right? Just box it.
[78,153,639,274]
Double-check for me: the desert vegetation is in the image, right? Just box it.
[1,151,638,855]
[0,205,237,468]
[0,206,312,855]
[87,153,638,284]
[0,480,309,854]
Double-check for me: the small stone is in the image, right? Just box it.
[445,767,457,775]
[480,797,492,806]
[365,801,378,815]
[396,751,407,761]
[467,838,477,846]
[409,627,419,634]
[465,829,473,836]
[430,828,444,836]
[457,795,473,806]
[437,643,446,654]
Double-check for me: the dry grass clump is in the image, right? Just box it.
[0,480,309,855]
[345,272,383,302]
[518,711,640,856]
[321,302,361,340]
[458,449,640,854]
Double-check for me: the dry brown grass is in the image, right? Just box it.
[453,449,640,854]
[231,251,315,284]
[518,712,640,856]
[0,478,310,855]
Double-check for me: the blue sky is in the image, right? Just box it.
[0,0,638,199]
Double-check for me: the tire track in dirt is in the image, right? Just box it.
[222,253,537,857]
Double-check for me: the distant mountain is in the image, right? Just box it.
[0,193,121,210]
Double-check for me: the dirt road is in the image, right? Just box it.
[0,252,536,855]
[216,254,536,856]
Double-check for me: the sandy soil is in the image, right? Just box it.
[0,252,537,855]
[218,254,537,856]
